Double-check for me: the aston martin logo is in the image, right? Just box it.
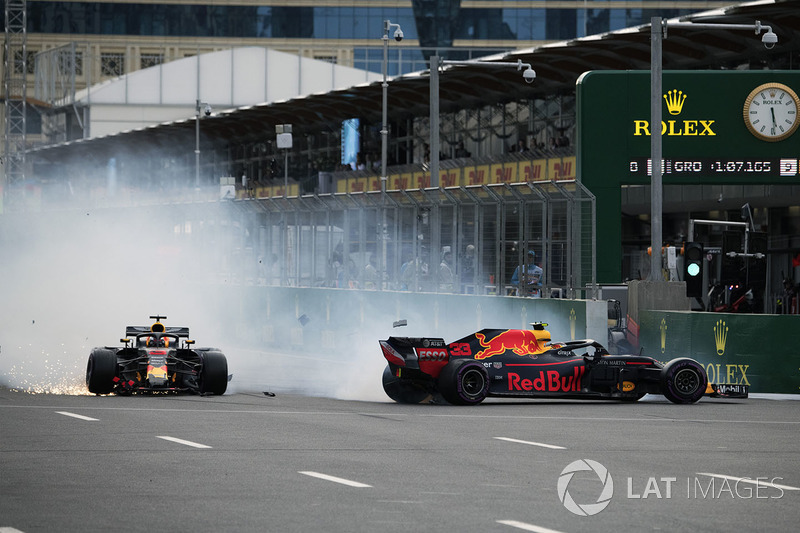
[660,318,667,353]
[714,319,728,356]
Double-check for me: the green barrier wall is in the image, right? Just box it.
[638,311,800,393]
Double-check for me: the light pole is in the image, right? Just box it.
[428,57,535,294]
[380,19,403,192]
[276,124,293,197]
[648,18,777,282]
[380,19,403,289]
[195,99,211,187]
[429,58,535,188]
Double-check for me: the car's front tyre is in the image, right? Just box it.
[86,348,117,395]
[660,358,707,404]
[199,350,228,395]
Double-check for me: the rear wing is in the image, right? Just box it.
[126,326,190,338]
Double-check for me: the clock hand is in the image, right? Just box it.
[771,107,777,127]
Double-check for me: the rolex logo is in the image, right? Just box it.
[714,319,728,356]
[663,90,687,115]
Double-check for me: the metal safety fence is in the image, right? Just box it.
[204,180,596,298]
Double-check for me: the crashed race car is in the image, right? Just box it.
[380,323,731,405]
[86,315,228,395]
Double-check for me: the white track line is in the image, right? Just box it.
[156,436,212,449]
[494,437,566,450]
[56,411,98,421]
[696,473,800,491]
[298,471,371,488]
[497,519,566,533]
[0,528,26,533]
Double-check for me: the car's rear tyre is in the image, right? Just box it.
[438,359,489,405]
[86,348,117,395]
[199,351,228,395]
[660,358,707,404]
[381,365,430,404]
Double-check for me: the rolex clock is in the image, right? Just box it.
[743,82,799,142]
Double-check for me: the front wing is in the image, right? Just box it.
[705,383,749,398]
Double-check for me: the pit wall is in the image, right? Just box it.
[637,311,800,394]
[223,286,606,355]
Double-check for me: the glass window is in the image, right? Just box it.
[24,2,704,42]
[503,9,545,40]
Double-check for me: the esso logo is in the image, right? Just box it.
[417,348,448,361]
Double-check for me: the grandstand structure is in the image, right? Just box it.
[3,1,800,310]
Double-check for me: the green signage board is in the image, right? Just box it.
[577,70,800,282]
[638,310,800,394]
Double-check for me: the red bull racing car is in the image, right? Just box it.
[379,323,709,405]
[86,316,228,395]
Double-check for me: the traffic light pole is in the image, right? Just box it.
[688,219,748,242]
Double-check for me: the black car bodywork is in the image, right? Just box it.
[380,323,710,405]
[86,316,228,395]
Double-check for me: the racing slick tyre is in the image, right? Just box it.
[199,351,228,395]
[382,365,430,404]
[86,348,117,395]
[660,358,707,404]
[438,359,489,406]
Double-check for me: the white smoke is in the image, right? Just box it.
[0,201,398,401]
[0,192,583,401]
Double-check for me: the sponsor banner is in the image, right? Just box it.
[346,178,369,193]
[439,168,460,187]
[247,184,300,198]
[368,175,382,192]
[490,162,519,184]
[412,171,430,189]
[466,165,491,186]
[520,159,548,182]
[548,156,576,180]
[389,173,412,191]
[639,310,800,394]
[331,155,576,191]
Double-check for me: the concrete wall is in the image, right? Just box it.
[220,286,607,354]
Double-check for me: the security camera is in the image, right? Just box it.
[522,67,536,84]
[204,104,212,116]
[761,30,777,49]
[393,28,403,42]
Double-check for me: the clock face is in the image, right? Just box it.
[743,82,799,142]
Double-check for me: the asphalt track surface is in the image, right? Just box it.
[1,389,799,533]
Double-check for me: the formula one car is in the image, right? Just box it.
[379,323,708,405]
[86,316,228,395]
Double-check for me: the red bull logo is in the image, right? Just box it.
[508,366,585,392]
[474,329,548,360]
[147,364,168,380]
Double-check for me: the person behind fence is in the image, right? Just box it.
[511,250,543,297]
[439,246,454,291]
[364,255,378,290]
[460,244,476,293]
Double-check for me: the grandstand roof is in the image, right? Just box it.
[29,0,800,163]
